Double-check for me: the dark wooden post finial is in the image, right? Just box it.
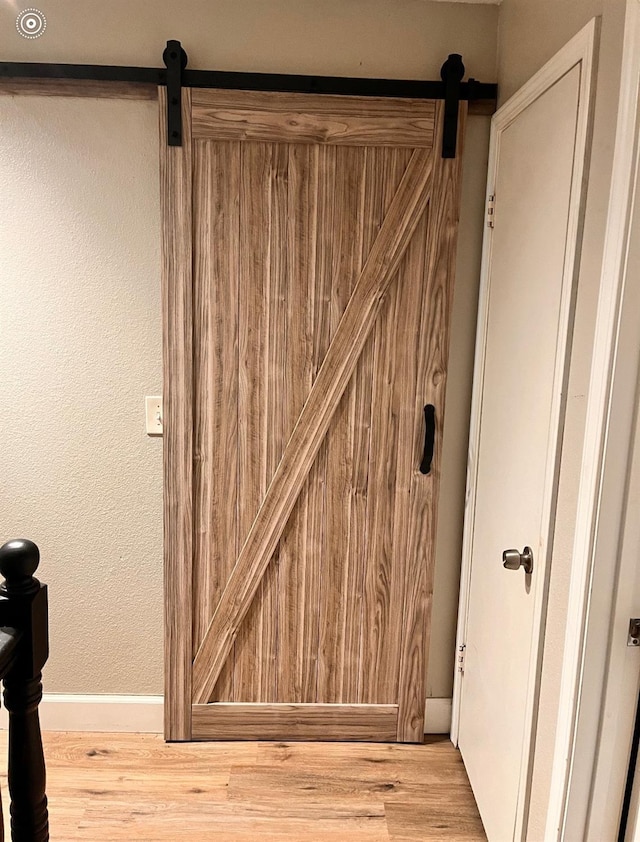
[0,538,49,841]
[0,539,40,597]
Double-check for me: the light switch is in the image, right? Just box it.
[145,396,163,436]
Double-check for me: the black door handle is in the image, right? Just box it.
[420,404,436,475]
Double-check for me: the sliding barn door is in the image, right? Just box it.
[160,87,466,743]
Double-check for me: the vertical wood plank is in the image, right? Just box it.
[386,206,430,710]
[316,146,367,702]
[192,141,241,701]
[257,142,291,701]
[234,142,273,702]
[276,143,318,702]
[297,144,333,702]
[396,104,467,741]
[191,142,213,658]
[159,87,193,741]
[341,147,383,703]
[359,148,413,706]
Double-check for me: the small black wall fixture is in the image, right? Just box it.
[0,41,498,157]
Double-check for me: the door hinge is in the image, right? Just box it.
[457,643,466,673]
[486,193,496,228]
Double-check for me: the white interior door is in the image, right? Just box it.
[453,23,597,842]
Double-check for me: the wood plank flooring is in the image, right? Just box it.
[0,732,485,840]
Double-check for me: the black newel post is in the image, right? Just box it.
[0,540,49,842]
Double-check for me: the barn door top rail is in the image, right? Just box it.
[0,39,497,158]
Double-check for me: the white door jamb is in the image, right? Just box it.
[545,1,640,838]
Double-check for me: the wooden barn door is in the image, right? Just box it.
[160,87,466,743]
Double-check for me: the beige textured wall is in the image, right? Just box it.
[0,97,163,693]
[497,0,603,101]
[0,0,497,79]
[0,0,498,697]
[495,0,626,836]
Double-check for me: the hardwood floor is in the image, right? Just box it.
[0,732,485,840]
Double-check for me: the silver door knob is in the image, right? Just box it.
[502,546,534,575]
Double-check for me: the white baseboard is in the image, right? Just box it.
[424,697,452,734]
[0,694,163,733]
[0,694,452,735]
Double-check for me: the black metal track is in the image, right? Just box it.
[0,61,162,84]
[0,60,496,102]
[184,69,496,101]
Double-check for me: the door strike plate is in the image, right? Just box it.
[628,618,640,646]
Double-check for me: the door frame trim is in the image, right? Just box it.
[450,18,598,841]
[545,2,640,838]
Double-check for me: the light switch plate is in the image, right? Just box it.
[145,396,163,436]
